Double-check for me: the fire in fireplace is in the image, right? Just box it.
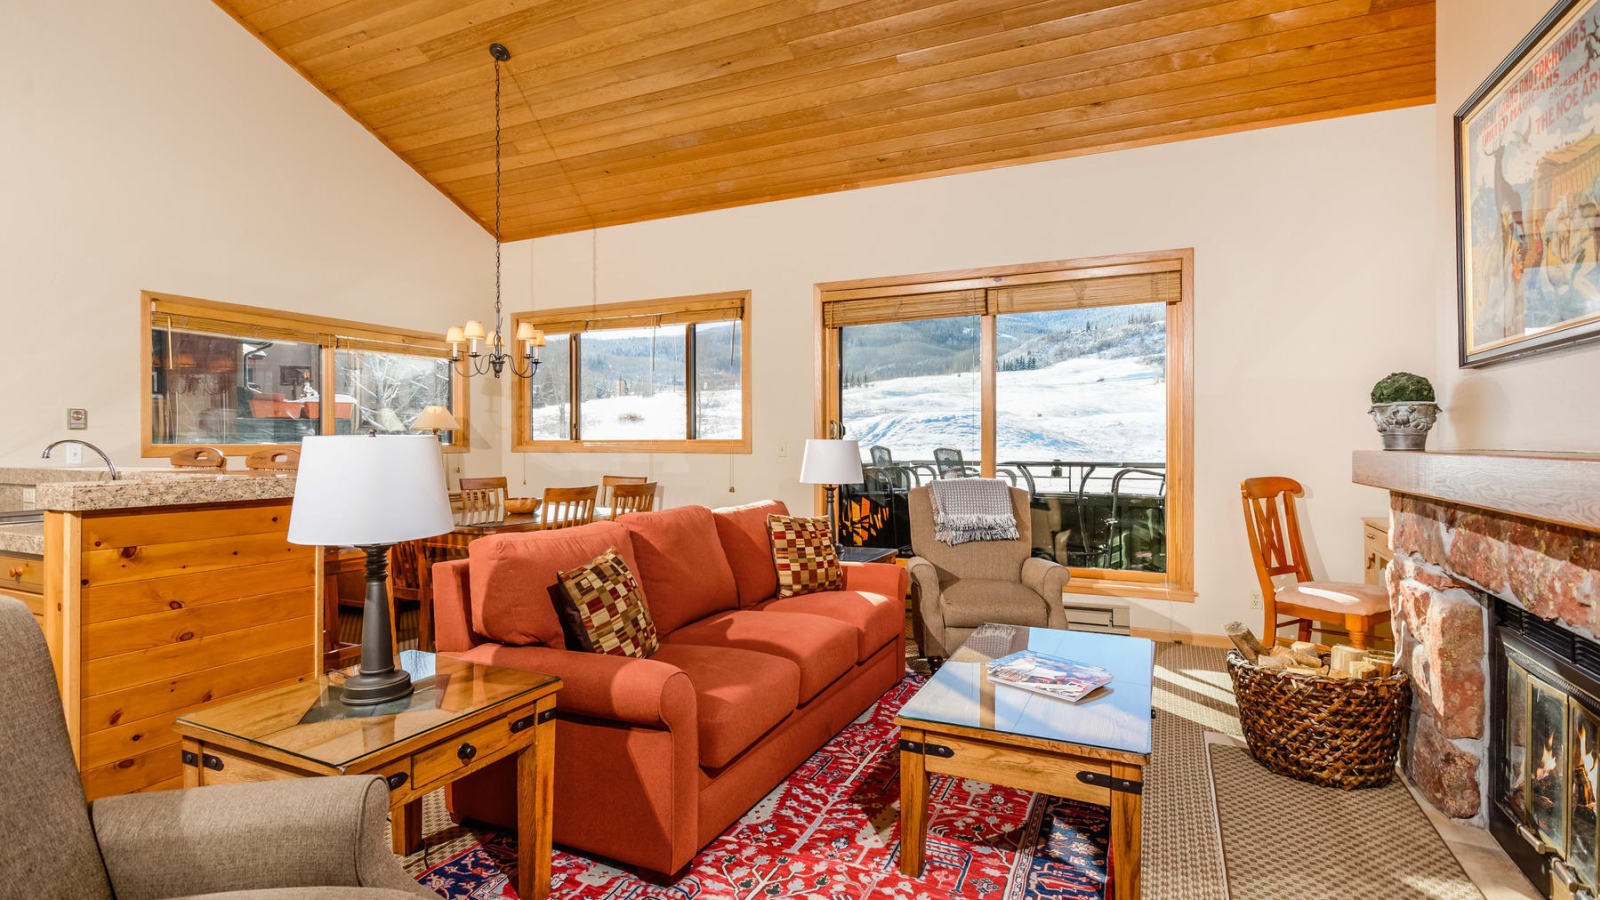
[1493,600,1600,899]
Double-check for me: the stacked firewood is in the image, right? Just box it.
[1224,622,1395,679]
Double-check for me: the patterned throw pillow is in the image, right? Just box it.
[554,547,659,658]
[767,514,844,599]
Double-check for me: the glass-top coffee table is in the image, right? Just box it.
[894,624,1153,899]
[174,650,562,900]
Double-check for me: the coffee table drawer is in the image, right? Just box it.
[413,706,531,788]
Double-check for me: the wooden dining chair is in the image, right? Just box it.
[600,474,647,506]
[169,447,226,469]
[1241,476,1391,649]
[245,447,299,472]
[608,481,657,518]
[385,541,429,654]
[459,476,509,494]
[541,485,598,530]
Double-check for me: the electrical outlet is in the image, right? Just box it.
[64,444,83,465]
[1248,592,1262,610]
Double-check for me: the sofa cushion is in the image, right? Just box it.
[554,548,660,658]
[650,643,799,768]
[663,609,855,703]
[940,578,1050,629]
[469,522,639,647]
[757,589,903,663]
[619,506,740,635]
[767,514,844,599]
[711,500,788,608]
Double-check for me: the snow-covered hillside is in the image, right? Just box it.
[843,354,1164,462]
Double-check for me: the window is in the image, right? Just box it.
[333,345,457,444]
[818,253,1193,601]
[513,291,751,453]
[143,292,468,455]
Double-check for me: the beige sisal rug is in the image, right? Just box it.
[1206,733,1482,899]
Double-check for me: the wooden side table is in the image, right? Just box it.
[836,545,899,565]
[174,651,562,900]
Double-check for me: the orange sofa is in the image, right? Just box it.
[431,500,908,876]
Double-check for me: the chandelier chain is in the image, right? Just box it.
[493,51,503,354]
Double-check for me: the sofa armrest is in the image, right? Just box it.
[91,776,429,900]
[1021,556,1070,628]
[432,557,477,652]
[449,643,695,732]
[842,560,908,600]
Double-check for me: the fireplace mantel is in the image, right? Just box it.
[1353,449,1600,533]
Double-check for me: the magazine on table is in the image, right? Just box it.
[986,649,1113,702]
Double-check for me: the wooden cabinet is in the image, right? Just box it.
[1362,516,1392,587]
[41,499,319,800]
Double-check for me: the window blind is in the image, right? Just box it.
[821,288,986,328]
[519,293,744,334]
[987,270,1181,314]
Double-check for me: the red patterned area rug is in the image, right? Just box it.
[417,673,1110,900]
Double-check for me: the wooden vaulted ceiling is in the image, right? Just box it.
[215,0,1436,241]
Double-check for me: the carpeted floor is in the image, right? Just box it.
[1206,736,1480,899]
[398,641,1248,899]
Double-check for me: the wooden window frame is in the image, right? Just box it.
[511,291,752,454]
[814,250,1195,603]
[140,290,470,458]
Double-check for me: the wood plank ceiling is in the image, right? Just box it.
[215,0,1436,240]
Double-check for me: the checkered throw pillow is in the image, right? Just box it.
[767,514,844,599]
[555,547,659,658]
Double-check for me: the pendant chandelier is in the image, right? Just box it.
[447,42,543,380]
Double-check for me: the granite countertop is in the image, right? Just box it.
[0,522,44,556]
[33,472,297,513]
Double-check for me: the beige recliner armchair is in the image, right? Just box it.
[907,485,1071,660]
[0,597,432,900]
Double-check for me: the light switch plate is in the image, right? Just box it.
[64,444,83,465]
[67,408,87,430]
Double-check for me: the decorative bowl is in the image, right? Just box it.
[505,497,539,515]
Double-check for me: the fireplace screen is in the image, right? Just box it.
[1502,645,1600,894]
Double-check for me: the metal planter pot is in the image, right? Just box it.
[1369,401,1439,451]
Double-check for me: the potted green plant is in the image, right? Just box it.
[1369,372,1439,451]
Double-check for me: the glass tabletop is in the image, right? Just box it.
[897,623,1154,756]
[175,650,559,770]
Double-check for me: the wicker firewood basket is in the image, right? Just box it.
[1225,650,1412,790]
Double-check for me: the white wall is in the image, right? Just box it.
[1431,0,1600,452]
[0,0,497,474]
[498,106,1437,636]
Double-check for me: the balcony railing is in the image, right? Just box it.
[839,458,1166,573]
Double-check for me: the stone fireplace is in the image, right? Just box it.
[1356,450,1600,899]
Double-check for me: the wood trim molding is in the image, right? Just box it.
[815,249,1195,599]
[511,290,753,454]
[1128,626,1229,648]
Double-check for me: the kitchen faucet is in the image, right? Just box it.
[42,440,118,481]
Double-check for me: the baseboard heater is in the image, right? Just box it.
[1061,598,1131,635]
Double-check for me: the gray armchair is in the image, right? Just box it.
[907,485,1070,660]
[0,597,431,900]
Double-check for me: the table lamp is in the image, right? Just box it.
[799,438,864,545]
[288,435,453,706]
[411,404,460,438]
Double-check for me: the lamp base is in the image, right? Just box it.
[341,544,414,707]
[340,667,415,706]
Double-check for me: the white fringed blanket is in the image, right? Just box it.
[929,478,1018,545]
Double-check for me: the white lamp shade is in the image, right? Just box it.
[799,439,864,485]
[287,435,453,546]
[411,405,460,431]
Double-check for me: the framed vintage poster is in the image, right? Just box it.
[1456,0,1600,366]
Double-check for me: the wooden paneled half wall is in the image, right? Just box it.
[42,501,318,800]
[214,0,1436,239]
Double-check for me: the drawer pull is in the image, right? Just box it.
[7,567,22,579]
[457,742,477,762]
[386,772,408,790]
